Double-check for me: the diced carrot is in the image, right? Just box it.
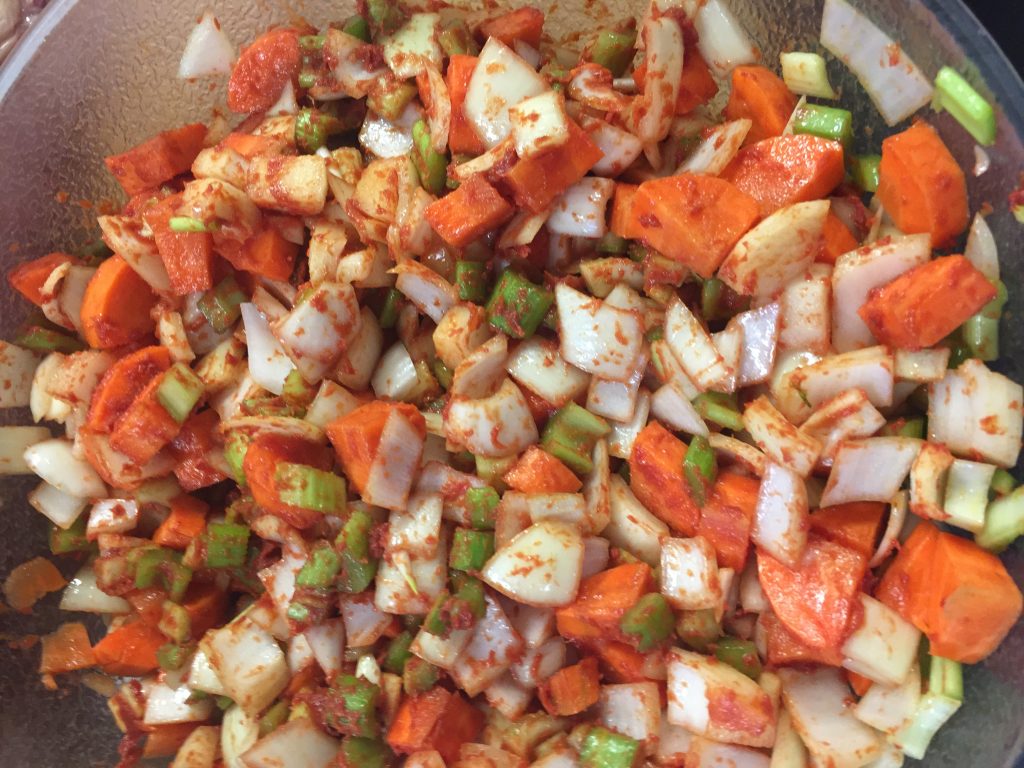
[809,502,886,560]
[503,120,604,213]
[594,641,650,683]
[92,620,166,676]
[556,563,654,643]
[104,123,208,196]
[125,588,168,625]
[817,211,859,264]
[387,688,484,764]
[227,27,301,114]
[426,173,515,248]
[39,622,96,674]
[80,255,158,350]
[87,346,172,433]
[503,446,582,493]
[846,670,874,697]
[697,471,759,571]
[858,255,997,350]
[108,373,181,465]
[721,134,846,216]
[152,495,209,550]
[142,193,215,295]
[637,50,719,114]
[142,723,202,758]
[629,422,702,536]
[609,183,639,240]
[225,227,299,281]
[243,433,335,529]
[182,582,229,638]
[478,7,545,47]
[724,66,797,144]
[169,409,229,492]
[220,132,288,159]
[8,252,80,306]
[758,535,868,651]
[539,657,601,716]
[3,556,66,612]
[627,174,760,278]
[876,521,1023,663]
[520,385,558,427]
[876,121,969,248]
[761,611,844,667]
[446,55,487,156]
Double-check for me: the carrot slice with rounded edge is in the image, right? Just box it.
[104,123,207,196]
[243,432,335,529]
[629,422,702,535]
[478,7,545,48]
[503,445,582,493]
[809,502,886,560]
[724,66,797,144]
[8,252,80,306]
[227,28,301,114]
[80,255,158,350]
[87,346,172,433]
[697,471,759,571]
[108,373,181,465]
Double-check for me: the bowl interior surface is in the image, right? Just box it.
[0,0,1022,765]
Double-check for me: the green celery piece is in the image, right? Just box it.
[49,516,93,555]
[295,108,331,153]
[682,435,717,507]
[336,508,379,593]
[432,359,454,391]
[327,674,381,738]
[204,522,250,568]
[158,600,191,644]
[792,103,853,148]
[412,120,448,195]
[976,485,1024,552]
[692,392,745,432]
[701,277,725,322]
[676,608,721,653]
[486,271,554,339]
[714,637,763,679]
[597,232,629,254]
[166,561,193,603]
[282,369,316,406]
[933,66,997,146]
[455,260,489,303]
[287,601,311,624]
[224,431,252,486]
[644,326,664,343]
[275,463,347,514]
[168,216,209,233]
[590,29,637,78]
[891,692,962,760]
[851,154,881,193]
[438,21,478,57]
[962,279,1007,362]
[369,80,417,121]
[451,572,487,620]
[366,0,403,36]
[258,700,290,737]
[990,468,1018,496]
[929,654,964,702]
[382,630,414,675]
[299,34,325,51]
[403,655,441,695]
[341,15,371,43]
[156,363,205,423]
[579,726,642,768]
[449,528,495,572]
[296,543,343,588]
[131,547,173,589]
[156,642,193,672]
[378,287,402,329]
[423,589,452,637]
[619,593,673,652]
[14,325,85,353]
[197,275,246,333]
[338,736,391,768]
[465,486,500,530]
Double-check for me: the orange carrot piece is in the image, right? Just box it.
[80,255,158,350]
[594,641,650,683]
[92,621,166,676]
[503,120,604,213]
[875,521,940,628]
[104,123,208,196]
[697,471,759,571]
[152,494,209,550]
[609,183,639,240]
[876,121,968,248]
[87,346,172,433]
[758,535,868,651]
[125,588,168,625]
[478,7,545,47]
[809,502,886,560]
[243,432,335,529]
[39,622,96,674]
[387,688,484,763]
[846,670,874,697]
[142,193,215,295]
[169,409,228,491]
[556,563,654,643]
[7,252,80,306]
[503,446,582,493]
[858,254,997,350]
[227,28,301,114]
[817,211,859,264]
[446,55,487,156]
[220,132,288,159]
[627,174,760,278]
[3,556,66,612]
[108,373,181,465]
[724,65,797,144]
[762,611,844,667]
[225,227,299,281]
[676,50,719,114]
[326,401,427,496]
[539,657,601,716]
[629,422,702,536]
[182,582,229,638]
[142,723,202,758]
[721,134,846,216]
[426,173,515,248]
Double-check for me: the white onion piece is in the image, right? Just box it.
[651,380,709,437]
[709,434,767,477]
[74,430,176,490]
[171,725,219,768]
[801,388,887,464]
[304,381,360,430]
[481,520,583,607]
[97,215,173,295]
[584,117,644,178]
[445,378,537,457]
[383,12,442,78]
[241,717,339,768]
[854,662,921,735]
[908,442,953,521]
[569,63,632,112]
[831,233,930,352]
[364,408,425,511]
[820,0,933,125]
[241,303,294,395]
[894,348,950,383]
[657,721,696,767]
[342,593,392,647]
[547,177,616,238]
[605,475,669,565]
[587,360,645,423]
[841,593,920,687]
[316,29,386,99]
[86,498,139,539]
[964,212,999,280]
[943,458,995,533]
[720,201,830,298]
[464,37,548,148]
[411,621,473,671]
[359,101,422,158]
[509,604,556,649]
[556,283,643,382]
[418,63,451,153]
[370,341,419,401]
[30,354,69,424]
[506,337,589,407]
[753,462,809,567]
[450,595,525,696]
[664,299,733,392]
[695,0,758,76]
[514,492,587,528]
[42,264,94,333]
[451,334,508,400]
[581,536,611,579]
[24,438,106,498]
[630,17,683,144]
[711,321,743,394]
[375,540,447,615]
[497,208,549,249]
[0,341,37,408]
[867,491,907,568]
[509,89,570,159]
[485,675,534,721]
[821,438,922,506]
[145,681,213,726]
[790,346,895,413]
[222,705,259,768]
[661,536,721,610]
[393,260,457,324]
[608,389,651,460]
[178,11,235,78]
[734,302,780,387]
[0,426,51,474]
[743,396,822,477]
[779,263,832,355]
[208,617,288,717]
[334,308,382,392]
[510,636,566,689]
[275,282,360,383]
[599,682,662,745]
[59,564,131,613]
[677,119,751,176]
[388,493,443,557]
[304,619,345,679]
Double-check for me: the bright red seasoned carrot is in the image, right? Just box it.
[724,66,797,143]
[503,446,582,493]
[227,27,301,114]
[152,494,209,550]
[609,182,639,240]
[721,134,845,216]
[220,132,287,158]
[627,174,760,278]
[142,724,202,759]
[80,255,158,350]
[425,174,515,248]
[556,563,654,643]
[817,211,859,264]
[539,657,601,716]
[386,688,484,763]
[243,432,335,529]
[697,471,759,571]
[226,227,299,281]
[104,123,207,196]
[8,252,80,306]
[181,582,229,638]
[858,254,996,350]
[758,535,868,651]
[809,502,886,560]
[142,193,215,295]
[169,409,228,491]
[629,422,702,535]
[87,346,172,433]
[39,622,96,674]
[876,521,1023,663]
[761,611,844,667]
[634,49,718,115]
[446,55,487,156]
[503,119,604,213]
[478,7,545,47]
[108,374,181,465]
[594,640,651,683]
[846,670,874,697]
[92,620,165,676]
[876,121,968,248]
[3,556,66,612]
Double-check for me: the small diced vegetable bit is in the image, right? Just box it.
[447,54,487,155]
[80,255,158,349]
[541,402,610,475]
[714,637,763,679]
[677,608,722,652]
[479,7,544,48]
[465,486,500,530]
[336,507,379,593]
[961,279,1007,361]
[933,66,997,145]
[504,120,604,213]
[850,154,881,193]
[104,123,207,195]
[486,270,554,339]
[724,65,798,143]
[8,252,80,306]
[976,485,1024,552]
[780,51,837,98]
[629,423,701,536]
[425,174,515,248]
[539,657,601,716]
[227,28,301,113]
[556,562,653,644]
[579,725,642,768]
[682,434,717,507]
[386,687,483,763]
[619,592,673,652]
[454,260,488,303]
[155,362,204,423]
[202,521,250,568]
[412,120,448,195]
[792,103,853,147]
[588,28,637,78]
[449,528,495,572]
[504,445,582,493]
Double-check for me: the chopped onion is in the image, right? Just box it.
[365,407,426,510]
[86,499,139,539]
[145,681,213,726]
[75,430,176,490]
[587,361,645,423]
[510,636,566,689]
[171,725,219,768]
[30,354,70,424]
[711,321,743,394]
[734,303,780,387]
[388,493,443,557]
[789,346,895,413]
[908,442,953,521]
[894,348,950,383]
[695,0,758,77]
[656,721,696,767]
[411,623,473,670]
[779,263,832,355]
[0,426,51,474]
[266,80,297,116]
[450,595,524,696]
[341,593,392,647]
[709,434,767,477]
[753,462,809,567]
[0,341,37,408]
[514,492,587,528]
[178,11,234,78]
[743,396,822,476]
[274,282,360,383]
[304,618,345,679]
[854,662,921,735]
[316,29,387,100]
[359,101,423,158]
[820,0,933,125]
[221,705,259,768]
[241,303,295,395]
[661,536,721,610]
[336,307,383,391]
[964,212,999,280]
[599,681,662,744]
[506,336,590,406]
[464,37,548,148]
[485,674,534,721]
[383,12,442,78]
[605,475,669,566]
[943,458,995,533]
[208,617,289,717]
[547,177,616,238]
[371,342,419,401]
[800,388,887,464]
[664,298,733,392]
[481,520,584,608]
[677,119,751,176]
[556,284,643,382]
[868,491,907,568]
[59,564,131,613]
[509,90,570,159]
[374,539,447,615]
[97,215,173,295]
[41,264,94,334]
[24,438,106,498]
[497,208,550,248]
[445,378,538,457]
[651,380,709,437]
[451,334,508,399]
[633,16,684,145]
[450,137,517,183]
[583,117,644,177]
[581,535,611,579]
[569,64,632,113]
[821,438,922,506]
[608,389,651,460]
[305,381,360,430]
[394,260,457,324]
[841,593,920,686]
[240,717,339,768]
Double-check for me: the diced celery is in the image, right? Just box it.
[197,275,246,333]
[682,435,716,507]
[296,542,343,588]
[933,66,997,146]
[14,325,85,353]
[676,608,721,653]
[204,522,250,568]
[169,216,209,233]
[156,363,205,423]
[455,260,488,303]
[692,392,744,432]
[590,29,637,78]
[412,120,448,196]
[486,271,554,339]
[466,486,500,530]
[336,508,379,593]
[619,593,673,652]
[976,485,1024,552]
[449,528,495,572]
[780,51,836,99]
[438,21,478,56]
[326,674,381,738]
[541,403,610,475]
[579,726,641,768]
[341,16,371,43]
[792,103,853,148]
[851,154,881,193]
[714,637,763,679]
[158,600,191,644]
[403,655,441,695]
[891,692,962,760]
[378,287,402,329]
[258,700,290,736]
[991,468,1018,497]
[929,655,964,702]
[338,736,390,768]
[275,463,347,514]
[962,279,1007,361]
[382,630,414,675]
[49,516,93,554]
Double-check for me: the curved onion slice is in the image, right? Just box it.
[506,336,589,407]
[360,101,423,158]
[315,29,387,100]
[179,11,235,78]
[394,260,458,324]
[241,303,295,395]
[97,215,173,295]
[275,282,360,383]
[445,378,538,458]
[24,438,106,498]
[629,17,683,145]
[569,64,632,113]
[547,177,616,238]
[964,211,999,280]
[364,407,426,511]
[450,595,524,696]
[40,264,94,334]
[556,283,643,382]
[677,119,751,176]
[820,438,922,506]
[509,90,570,159]
[753,462,809,568]
[664,298,731,392]
[464,37,548,148]
[59,564,131,613]
[208,617,289,717]
[584,118,644,178]
[383,13,442,79]
[695,0,758,76]
[451,334,508,399]
[481,519,584,608]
